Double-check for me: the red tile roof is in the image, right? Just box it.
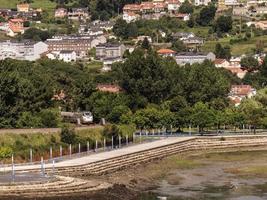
[157,48,176,54]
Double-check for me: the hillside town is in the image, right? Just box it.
[1,0,267,199]
[0,0,265,107]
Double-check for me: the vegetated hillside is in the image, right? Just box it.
[0,0,56,11]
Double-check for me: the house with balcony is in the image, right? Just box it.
[7,18,24,37]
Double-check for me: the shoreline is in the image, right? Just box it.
[1,147,267,199]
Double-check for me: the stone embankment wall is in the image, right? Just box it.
[54,135,267,175]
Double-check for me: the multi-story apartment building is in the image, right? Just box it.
[96,43,126,60]
[46,35,106,57]
[0,40,48,61]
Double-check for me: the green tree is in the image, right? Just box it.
[107,105,131,123]
[116,48,171,104]
[240,56,259,72]
[196,5,216,26]
[239,99,265,133]
[38,109,61,128]
[171,40,187,52]
[213,16,233,34]
[191,102,216,133]
[215,43,231,59]
[179,0,194,14]
[141,37,151,50]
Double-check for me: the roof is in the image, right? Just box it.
[123,4,141,10]
[175,13,190,17]
[141,2,154,9]
[165,0,180,4]
[9,18,24,23]
[126,12,140,17]
[60,50,75,54]
[176,52,210,56]
[96,43,121,48]
[97,84,122,93]
[157,48,176,54]
[214,58,227,65]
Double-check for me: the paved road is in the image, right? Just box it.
[0,137,195,172]
[0,125,102,135]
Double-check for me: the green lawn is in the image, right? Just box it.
[86,61,103,70]
[202,35,267,56]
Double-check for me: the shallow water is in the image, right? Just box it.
[141,161,267,200]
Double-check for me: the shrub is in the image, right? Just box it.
[60,126,76,144]
[0,146,12,159]
[39,109,61,128]
[103,124,121,139]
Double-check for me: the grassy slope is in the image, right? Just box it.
[202,35,267,56]
[0,0,56,9]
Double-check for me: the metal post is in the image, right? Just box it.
[78,143,81,154]
[95,140,98,152]
[50,146,53,160]
[111,136,114,149]
[41,156,45,177]
[243,124,245,135]
[11,154,15,181]
[126,135,129,146]
[87,141,89,153]
[139,131,142,143]
[30,148,33,163]
[103,138,106,151]
[119,135,121,148]
[69,144,72,157]
[170,125,173,135]
[189,124,192,136]
[53,159,55,174]
[60,145,62,157]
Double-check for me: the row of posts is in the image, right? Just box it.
[10,135,131,181]
[27,135,130,164]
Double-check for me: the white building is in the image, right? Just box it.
[175,52,216,65]
[59,50,77,62]
[123,12,141,23]
[225,0,238,6]
[0,40,48,61]
[194,0,211,6]
[166,0,181,12]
